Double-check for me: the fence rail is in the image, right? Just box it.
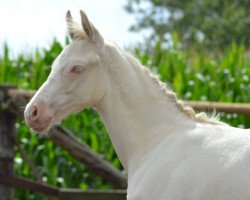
[187,101,250,115]
[1,85,250,199]
[7,88,250,115]
[5,88,128,189]
[0,174,126,200]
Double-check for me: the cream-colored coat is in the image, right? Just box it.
[24,11,250,200]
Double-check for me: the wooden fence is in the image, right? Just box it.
[1,84,250,199]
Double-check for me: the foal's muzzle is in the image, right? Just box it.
[24,100,53,133]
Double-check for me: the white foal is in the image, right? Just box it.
[24,11,250,200]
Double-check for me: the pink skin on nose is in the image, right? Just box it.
[25,100,53,132]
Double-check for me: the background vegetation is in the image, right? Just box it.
[0,35,250,199]
[1,1,250,199]
[125,0,250,50]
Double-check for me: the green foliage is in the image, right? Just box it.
[125,0,250,49]
[134,39,250,127]
[1,38,250,199]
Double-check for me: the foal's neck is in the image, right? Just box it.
[96,44,195,172]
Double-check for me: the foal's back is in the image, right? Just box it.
[127,124,250,200]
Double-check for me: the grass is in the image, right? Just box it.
[0,38,250,199]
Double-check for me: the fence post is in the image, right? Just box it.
[0,85,16,200]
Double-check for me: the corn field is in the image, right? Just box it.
[0,37,250,199]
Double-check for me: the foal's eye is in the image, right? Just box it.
[70,65,83,74]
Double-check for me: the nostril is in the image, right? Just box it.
[30,106,38,121]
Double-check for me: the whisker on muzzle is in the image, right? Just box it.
[19,106,26,112]
[30,128,50,139]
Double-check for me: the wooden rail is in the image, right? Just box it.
[0,174,127,200]
[7,88,250,115]
[187,101,250,115]
[0,85,16,200]
[59,189,126,200]
[0,85,127,200]
[5,91,127,189]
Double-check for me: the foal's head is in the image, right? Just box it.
[24,11,107,133]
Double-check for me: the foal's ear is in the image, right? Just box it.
[80,10,103,44]
[66,10,103,44]
[80,10,94,42]
[66,10,82,40]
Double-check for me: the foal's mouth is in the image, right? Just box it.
[26,118,52,133]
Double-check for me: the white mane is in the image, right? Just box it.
[124,51,223,125]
